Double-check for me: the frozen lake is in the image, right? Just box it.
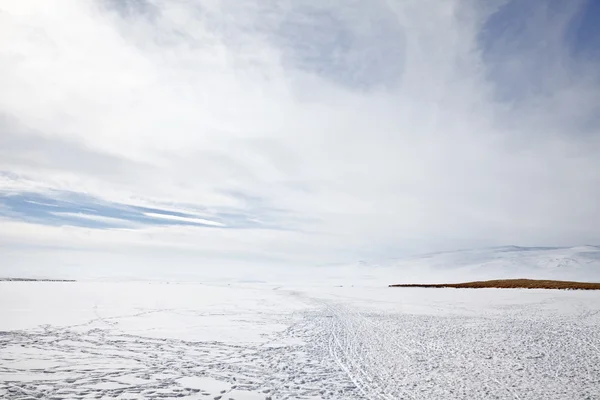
[1,281,600,399]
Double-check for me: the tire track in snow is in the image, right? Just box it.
[320,301,415,400]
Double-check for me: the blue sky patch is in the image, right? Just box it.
[566,0,600,59]
[479,0,600,103]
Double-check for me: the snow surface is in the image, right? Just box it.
[1,279,600,399]
[1,247,600,399]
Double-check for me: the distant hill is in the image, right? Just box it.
[0,278,76,282]
[358,245,600,285]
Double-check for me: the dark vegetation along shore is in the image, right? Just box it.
[389,279,600,290]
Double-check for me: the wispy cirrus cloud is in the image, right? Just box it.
[0,190,287,230]
[0,0,599,278]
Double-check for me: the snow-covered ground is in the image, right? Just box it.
[1,279,600,399]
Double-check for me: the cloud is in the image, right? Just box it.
[142,212,226,227]
[0,191,272,229]
[0,0,599,276]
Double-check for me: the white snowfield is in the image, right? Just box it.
[1,246,600,399]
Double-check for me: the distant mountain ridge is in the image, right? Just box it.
[359,245,600,285]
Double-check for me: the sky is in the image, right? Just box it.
[1,0,599,278]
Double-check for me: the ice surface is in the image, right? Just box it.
[1,277,600,399]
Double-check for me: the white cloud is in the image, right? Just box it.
[50,211,138,227]
[143,212,226,227]
[0,0,599,275]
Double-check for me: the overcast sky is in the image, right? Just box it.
[1,0,599,277]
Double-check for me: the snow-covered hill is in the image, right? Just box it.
[366,245,600,285]
[3,245,599,286]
